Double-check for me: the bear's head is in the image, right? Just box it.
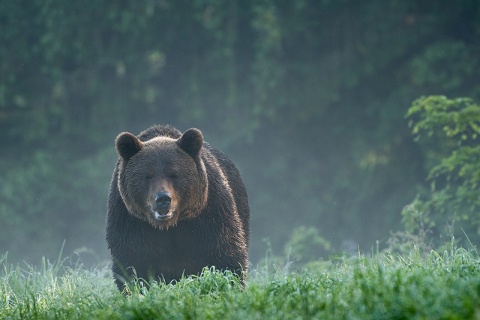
[115,128,208,229]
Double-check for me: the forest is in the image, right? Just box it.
[1,0,479,266]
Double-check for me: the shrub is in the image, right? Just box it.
[405,95,480,245]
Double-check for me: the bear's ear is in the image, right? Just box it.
[177,128,203,158]
[115,132,143,160]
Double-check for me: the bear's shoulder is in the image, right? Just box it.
[138,125,182,142]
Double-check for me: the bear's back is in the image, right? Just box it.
[138,124,182,141]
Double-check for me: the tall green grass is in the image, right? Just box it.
[1,247,479,319]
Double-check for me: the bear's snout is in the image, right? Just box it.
[152,191,174,222]
[155,192,171,210]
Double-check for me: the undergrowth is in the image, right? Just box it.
[1,247,479,319]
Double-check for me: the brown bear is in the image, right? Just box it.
[106,125,249,290]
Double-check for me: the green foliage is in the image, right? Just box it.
[284,226,331,263]
[389,200,435,255]
[406,96,480,243]
[254,227,332,275]
[408,96,480,140]
[1,0,480,264]
[0,149,114,265]
[1,249,480,319]
[0,254,117,319]
[410,41,479,92]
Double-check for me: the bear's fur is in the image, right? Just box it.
[106,125,249,290]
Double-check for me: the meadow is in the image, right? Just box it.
[1,246,479,319]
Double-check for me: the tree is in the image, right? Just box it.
[1,0,479,264]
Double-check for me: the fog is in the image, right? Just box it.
[1,1,478,267]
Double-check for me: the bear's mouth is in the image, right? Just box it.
[152,211,173,221]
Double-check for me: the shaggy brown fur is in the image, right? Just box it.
[106,125,250,290]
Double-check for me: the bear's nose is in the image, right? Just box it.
[155,192,171,208]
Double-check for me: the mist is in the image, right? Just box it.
[1,1,478,267]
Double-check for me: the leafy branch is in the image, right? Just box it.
[405,95,480,240]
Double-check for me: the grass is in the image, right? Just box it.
[1,247,480,319]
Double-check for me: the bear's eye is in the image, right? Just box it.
[168,172,178,180]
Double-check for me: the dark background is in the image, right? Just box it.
[1,0,479,266]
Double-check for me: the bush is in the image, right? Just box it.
[405,95,480,245]
[0,149,114,265]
